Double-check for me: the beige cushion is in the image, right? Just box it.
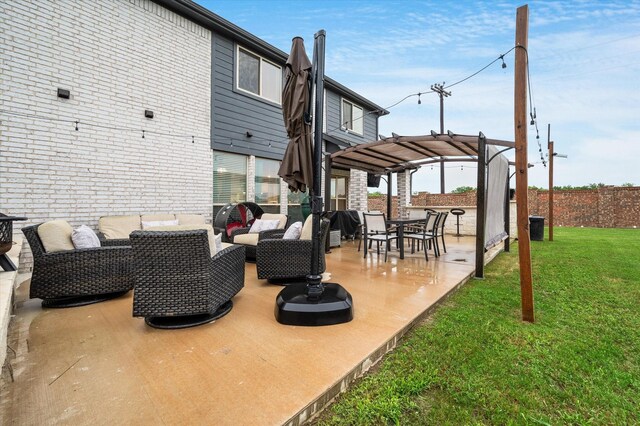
[38,220,75,252]
[300,215,314,241]
[145,224,217,255]
[141,219,179,229]
[261,213,287,229]
[233,233,260,246]
[99,215,141,239]
[140,214,175,223]
[220,242,234,250]
[176,214,206,225]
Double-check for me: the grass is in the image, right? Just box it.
[317,227,640,425]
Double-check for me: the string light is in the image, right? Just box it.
[500,54,507,69]
[0,45,542,158]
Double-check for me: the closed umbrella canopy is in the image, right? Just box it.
[278,37,313,193]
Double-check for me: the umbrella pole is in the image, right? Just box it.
[275,30,353,326]
[306,29,326,301]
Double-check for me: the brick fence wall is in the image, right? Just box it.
[368,186,639,228]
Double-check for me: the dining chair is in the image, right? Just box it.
[403,211,437,261]
[434,211,449,256]
[363,213,398,262]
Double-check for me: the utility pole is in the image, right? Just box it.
[514,4,534,323]
[431,82,451,194]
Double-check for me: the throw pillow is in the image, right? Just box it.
[37,220,75,252]
[71,225,101,249]
[141,219,179,229]
[282,221,303,240]
[248,219,280,233]
[214,233,223,253]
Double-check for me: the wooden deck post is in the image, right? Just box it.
[548,124,554,242]
[504,170,511,252]
[514,4,535,322]
[475,133,486,279]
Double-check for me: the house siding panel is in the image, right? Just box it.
[211,34,287,160]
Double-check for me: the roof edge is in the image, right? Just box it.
[152,0,389,115]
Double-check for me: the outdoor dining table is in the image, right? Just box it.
[386,217,425,260]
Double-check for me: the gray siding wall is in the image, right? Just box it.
[325,90,378,145]
[211,33,287,160]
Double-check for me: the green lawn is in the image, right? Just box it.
[317,228,640,425]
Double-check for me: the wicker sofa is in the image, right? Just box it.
[129,229,245,329]
[98,213,207,246]
[22,223,134,308]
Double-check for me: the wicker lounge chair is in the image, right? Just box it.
[129,229,245,329]
[231,213,289,261]
[22,224,133,308]
[256,218,330,284]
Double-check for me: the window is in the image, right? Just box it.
[331,177,348,211]
[237,46,282,104]
[341,99,363,135]
[255,158,281,212]
[213,152,247,206]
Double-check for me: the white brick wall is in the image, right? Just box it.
[348,169,367,211]
[0,0,212,269]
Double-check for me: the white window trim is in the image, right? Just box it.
[236,45,282,105]
[341,98,364,136]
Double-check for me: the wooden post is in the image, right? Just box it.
[548,124,554,242]
[514,4,534,322]
[386,172,392,218]
[474,134,486,279]
[504,170,510,252]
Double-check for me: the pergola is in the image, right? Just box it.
[327,131,515,279]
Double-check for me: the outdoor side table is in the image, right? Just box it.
[0,214,27,271]
[450,208,465,236]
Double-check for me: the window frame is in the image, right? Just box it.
[341,98,364,136]
[236,45,283,105]
[330,176,349,211]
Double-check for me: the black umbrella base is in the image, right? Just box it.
[144,301,233,329]
[41,290,129,308]
[275,283,353,326]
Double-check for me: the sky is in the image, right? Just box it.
[197,0,640,193]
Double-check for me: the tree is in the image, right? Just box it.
[451,186,475,194]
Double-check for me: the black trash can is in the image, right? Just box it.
[529,216,545,241]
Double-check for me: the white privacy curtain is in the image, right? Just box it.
[484,145,509,248]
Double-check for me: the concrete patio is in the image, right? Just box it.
[1,236,503,425]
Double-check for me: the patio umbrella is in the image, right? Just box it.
[278,37,313,193]
[275,32,353,327]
